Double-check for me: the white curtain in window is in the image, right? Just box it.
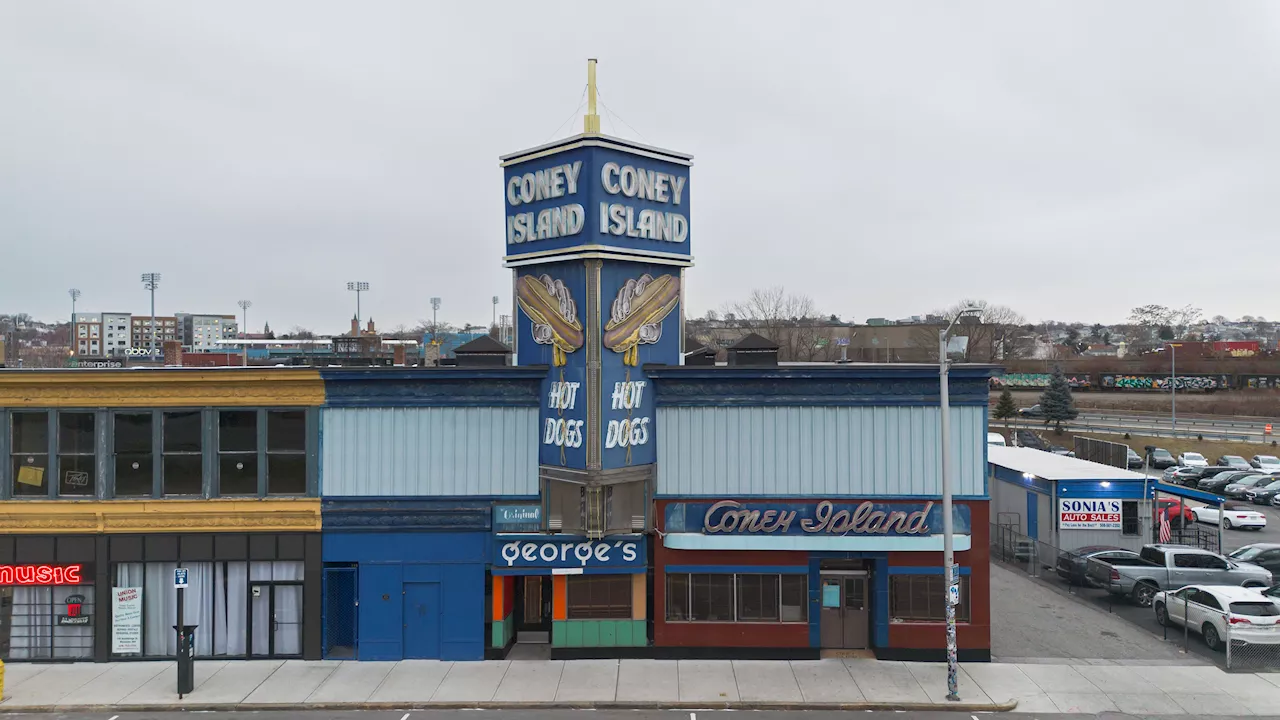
[52,585,94,659]
[143,563,214,656]
[7,587,52,659]
[214,562,248,655]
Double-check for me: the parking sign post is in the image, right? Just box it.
[174,566,192,697]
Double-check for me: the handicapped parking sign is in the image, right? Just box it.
[174,568,188,589]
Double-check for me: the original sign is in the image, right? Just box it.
[495,535,645,571]
[0,564,85,585]
[494,504,542,531]
[1060,498,1123,530]
[664,501,972,537]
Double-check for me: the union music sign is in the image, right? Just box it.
[663,500,972,537]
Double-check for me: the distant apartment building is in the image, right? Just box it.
[72,313,103,356]
[132,315,180,350]
[101,312,132,356]
[181,313,238,351]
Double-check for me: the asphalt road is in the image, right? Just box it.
[2,712,1273,720]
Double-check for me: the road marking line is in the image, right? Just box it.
[108,715,119,720]
[690,713,696,720]
[400,713,410,720]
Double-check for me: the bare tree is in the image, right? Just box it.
[287,326,316,339]
[722,286,830,361]
[909,299,1028,362]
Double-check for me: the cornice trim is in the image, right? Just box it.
[0,370,325,408]
[0,498,321,534]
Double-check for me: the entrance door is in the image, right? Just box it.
[819,573,870,649]
[515,576,551,642]
[1027,491,1039,540]
[250,582,303,657]
[402,582,441,659]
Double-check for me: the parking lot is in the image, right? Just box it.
[1149,475,1280,553]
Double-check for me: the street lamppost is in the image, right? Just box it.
[347,282,369,330]
[68,289,81,355]
[430,297,441,344]
[141,273,161,357]
[939,304,982,702]
[1169,342,1181,436]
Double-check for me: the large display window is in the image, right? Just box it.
[0,573,94,660]
[111,560,303,658]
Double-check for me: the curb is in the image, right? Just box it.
[0,699,1020,713]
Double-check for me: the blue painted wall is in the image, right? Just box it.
[324,531,488,661]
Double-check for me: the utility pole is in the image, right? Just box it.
[141,274,161,357]
[430,297,441,345]
[347,282,369,331]
[69,289,81,356]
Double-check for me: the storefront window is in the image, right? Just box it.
[219,411,257,495]
[10,412,49,497]
[266,411,306,495]
[58,412,96,497]
[890,575,970,623]
[667,573,807,623]
[566,575,632,619]
[162,411,203,496]
[113,560,304,658]
[114,412,154,497]
[0,583,95,660]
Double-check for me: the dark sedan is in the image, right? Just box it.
[1164,466,1204,487]
[1198,466,1237,481]
[1219,455,1254,471]
[1148,448,1177,469]
[1225,475,1274,499]
[1199,471,1257,494]
[1057,546,1141,587]
[1247,480,1280,505]
[1231,544,1280,576]
[1126,448,1144,469]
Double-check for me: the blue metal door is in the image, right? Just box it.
[322,567,358,659]
[1027,491,1039,540]
[403,582,441,659]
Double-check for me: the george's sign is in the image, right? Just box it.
[0,564,85,585]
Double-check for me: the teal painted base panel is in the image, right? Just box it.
[491,614,514,648]
[552,620,646,648]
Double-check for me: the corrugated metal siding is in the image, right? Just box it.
[321,407,538,496]
[656,406,986,497]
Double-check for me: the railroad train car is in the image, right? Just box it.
[991,372,1280,393]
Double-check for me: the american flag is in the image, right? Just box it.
[1159,509,1172,543]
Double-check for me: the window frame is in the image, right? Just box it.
[55,410,98,498]
[7,410,53,499]
[889,574,971,624]
[665,572,809,624]
[566,574,633,620]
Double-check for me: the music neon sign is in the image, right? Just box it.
[0,564,83,585]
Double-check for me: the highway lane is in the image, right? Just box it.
[0,711,1262,720]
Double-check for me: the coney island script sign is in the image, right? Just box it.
[663,500,971,537]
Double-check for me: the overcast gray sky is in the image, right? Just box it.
[2,2,1277,333]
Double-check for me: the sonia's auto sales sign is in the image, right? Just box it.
[1060,499,1123,530]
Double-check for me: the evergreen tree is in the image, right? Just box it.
[1039,367,1078,434]
[993,389,1017,432]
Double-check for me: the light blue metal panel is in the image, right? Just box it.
[656,406,985,498]
[321,407,538,496]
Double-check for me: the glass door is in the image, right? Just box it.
[250,582,303,657]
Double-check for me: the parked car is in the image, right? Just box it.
[1057,546,1141,587]
[1219,455,1253,471]
[1148,448,1177,469]
[1163,466,1204,486]
[1199,471,1256,494]
[1252,455,1280,472]
[1179,452,1209,468]
[1086,544,1272,607]
[1154,585,1280,652]
[1126,447,1144,469]
[1198,466,1237,480]
[1048,445,1076,457]
[987,432,1006,446]
[1225,476,1274,500]
[1246,480,1280,505]
[1191,501,1268,530]
[1018,404,1045,418]
[1229,544,1280,576]
[1155,498,1194,525]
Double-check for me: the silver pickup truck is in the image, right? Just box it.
[1086,543,1272,607]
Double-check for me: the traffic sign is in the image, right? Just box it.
[173,568,188,589]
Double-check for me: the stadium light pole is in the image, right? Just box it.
[69,289,81,355]
[238,300,253,367]
[939,304,982,702]
[492,295,499,329]
[347,282,369,330]
[430,297,441,344]
[141,274,161,357]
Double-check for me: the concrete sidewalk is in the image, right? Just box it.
[2,658,1279,713]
